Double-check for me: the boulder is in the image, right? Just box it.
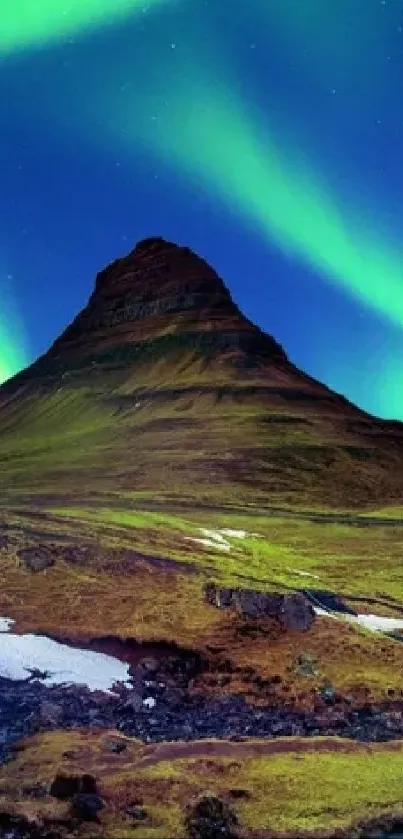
[204,582,315,631]
[185,791,238,839]
[50,772,97,800]
[232,589,284,619]
[204,583,233,609]
[279,592,315,632]
[103,737,127,753]
[18,546,55,572]
[125,804,148,820]
[71,792,104,821]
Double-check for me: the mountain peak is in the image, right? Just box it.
[16,236,288,379]
[93,236,225,295]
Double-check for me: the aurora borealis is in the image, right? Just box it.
[1,0,403,418]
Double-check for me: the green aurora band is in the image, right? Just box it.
[0,318,28,384]
[0,0,171,55]
[121,74,403,330]
[0,275,29,384]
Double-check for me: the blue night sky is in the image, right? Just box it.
[1,0,403,418]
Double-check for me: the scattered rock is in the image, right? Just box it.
[38,701,63,726]
[185,791,238,839]
[103,737,127,753]
[139,657,160,675]
[71,792,104,822]
[125,804,148,820]
[50,772,97,800]
[163,687,186,710]
[121,691,144,713]
[293,653,319,677]
[319,681,337,703]
[18,546,55,573]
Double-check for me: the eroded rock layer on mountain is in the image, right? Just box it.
[5,236,289,378]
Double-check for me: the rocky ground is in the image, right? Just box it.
[2,652,403,770]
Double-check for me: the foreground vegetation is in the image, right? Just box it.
[1,728,403,838]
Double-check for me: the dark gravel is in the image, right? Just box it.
[1,660,403,767]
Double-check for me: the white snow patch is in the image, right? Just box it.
[184,528,262,552]
[313,607,403,633]
[0,617,15,632]
[186,537,231,552]
[352,613,403,632]
[313,607,338,618]
[200,529,230,544]
[220,529,248,539]
[287,568,320,580]
[0,617,131,694]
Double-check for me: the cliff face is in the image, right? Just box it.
[0,236,403,508]
[11,236,287,381]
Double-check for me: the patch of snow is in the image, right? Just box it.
[184,528,263,552]
[352,613,403,632]
[218,529,263,539]
[184,536,231,552]
[287,568,320,580]
[200,529,230,545]
[313,607,337,618]
[0,617,15,632]
[313,607,403,633]
[0,616,131,694]
[143,696,156,709]
[220,529,248,539]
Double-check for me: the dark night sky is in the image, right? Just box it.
[1,0,403,418]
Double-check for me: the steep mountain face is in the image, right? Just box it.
[0,235,403,508]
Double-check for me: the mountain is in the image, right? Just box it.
[1,238,403,839]
[0,235,403,510]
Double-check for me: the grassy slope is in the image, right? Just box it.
[2,503,403,706]
[1,362,403,835]
[1,343,403,509]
